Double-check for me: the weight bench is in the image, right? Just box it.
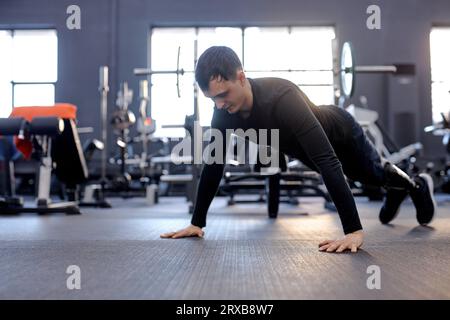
[0,104,88,215]
[222,169,336,218]
[221,147,336,218]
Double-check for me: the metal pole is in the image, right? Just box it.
[133,69,185,76]
[99,66,109,184]
[354,65,397,73]
[139,79,149,179]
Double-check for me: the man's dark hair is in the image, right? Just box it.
[195,46,243,91]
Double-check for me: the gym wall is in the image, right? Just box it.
[0,0,449,156]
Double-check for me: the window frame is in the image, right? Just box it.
[430,25,450,124]
[0,28,58,114]
[148,25,338,137]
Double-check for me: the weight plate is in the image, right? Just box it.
[340,42,355,98]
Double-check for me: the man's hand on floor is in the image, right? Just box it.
[160,224,204,239]
[318,230,364,253]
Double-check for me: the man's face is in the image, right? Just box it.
[203,71,247,114]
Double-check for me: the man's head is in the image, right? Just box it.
[195,46,251,114]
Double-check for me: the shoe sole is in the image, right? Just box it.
[418,173,436,225]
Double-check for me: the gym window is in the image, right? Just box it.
[0,29,58,118]
[430,27,450,123]
[150,26,336,137]
[243,27,336,106]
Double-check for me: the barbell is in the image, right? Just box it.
[339,41,415,98]
[133,41,415,99]
[134,46,184,98]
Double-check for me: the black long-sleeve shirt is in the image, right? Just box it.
[191,77,362,234]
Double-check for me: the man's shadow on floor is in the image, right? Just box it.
[406,225,436,237]
[383,223,436,239]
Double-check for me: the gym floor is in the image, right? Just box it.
[1,196,450,300]
[2,0,450,308]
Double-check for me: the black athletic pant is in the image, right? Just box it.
[331,110,386,188]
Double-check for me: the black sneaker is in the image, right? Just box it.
[410,173,436,225]
[379,188,408,224]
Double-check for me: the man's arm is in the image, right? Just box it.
[190,163,225,228]
[160,163,224,239]
[276,88,363,235]
[161,110,227,238]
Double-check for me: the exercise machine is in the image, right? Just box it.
[79,66,112,207]
[425,109,450,193]
[134,46,201,213]
[0,111,88,215]
[347,97,423,167]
